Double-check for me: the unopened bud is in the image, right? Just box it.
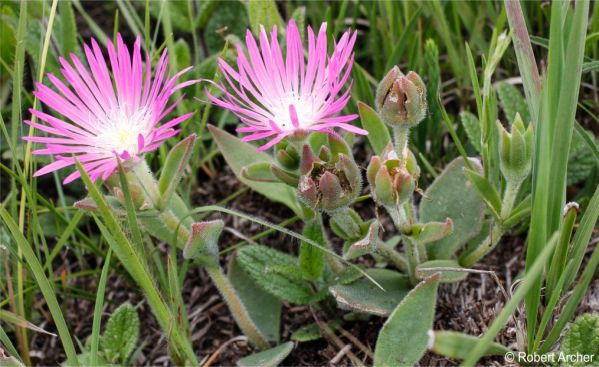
[376,67,427,128]
[497,113,533,183]
[367,144,419,207]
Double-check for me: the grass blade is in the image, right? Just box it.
[462,232,559,367]
[0,206,79,365]
[90,247,112,367]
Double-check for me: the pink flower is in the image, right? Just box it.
[25,34,196,184]
[207,20,366,151]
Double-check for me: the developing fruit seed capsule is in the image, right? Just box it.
[297,144,362,213]
[375,66,427,129]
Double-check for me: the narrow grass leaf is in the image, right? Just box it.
[0,207,79,365]
[90,247,112,367]
[462,232,559,366]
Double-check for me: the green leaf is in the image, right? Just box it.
[416,260,468,283]
[560,313,599,366]
[373,273,441,367]
[237,341,293,367]
[158,134,196,208]
[75,162,197,362]
[460,111,481,153]
[241,162,279,183]
[247,0,282,35]
[299,219,325,281]
[582,60,599,73]
[384,7,422,71]
[0,207,79,365]
[173,39,191,70]
[57,0,78,56]
[329,269,412,317]
[0,310,55,336]
[183,220,224,267]
[90,248,112,367]
[209,125,303,217]
[228,255,281,342]
[203,0,249,53]
[421,158,486,259]
[430,331,510,359]
[406,219,453,246]
[236,245,313,304]
[495,82,531,126]
[148,0,194,31]
[567,127,597,185]
[496,82,531,125]
[291,323,323,342]
[289,6,306,40]
[463,168,502,219]
[100,303,139,364]
[358,101,391,155]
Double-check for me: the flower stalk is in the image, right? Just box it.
[127,163,270,349]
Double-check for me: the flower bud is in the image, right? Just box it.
[376,67,427,128]
[274,140,300,170]
[367,143,419,207]
[497,113,533,183]
[297,144,362,213]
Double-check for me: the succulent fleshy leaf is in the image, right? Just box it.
[344,221,379,260]
[407,218,454,245]
[242,162,280,183]
[270,166,300,186]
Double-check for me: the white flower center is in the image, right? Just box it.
[94,106,152,156]
[270,94,315,131]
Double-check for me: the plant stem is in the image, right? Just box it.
[131,164,269,349]
[386,204,410,232]
[318,215,345,273]
[403,237,423,284]
[393,126,409,163]
[376,242,409,273]
[460,224,505,267]
[460,179,522,267]
[133,160,162,206]
[204,265,270,349]
[500,179,520,219]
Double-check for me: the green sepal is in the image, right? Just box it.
[241,162,280,183]
[158,134,196,209]
[182,220,224,267]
